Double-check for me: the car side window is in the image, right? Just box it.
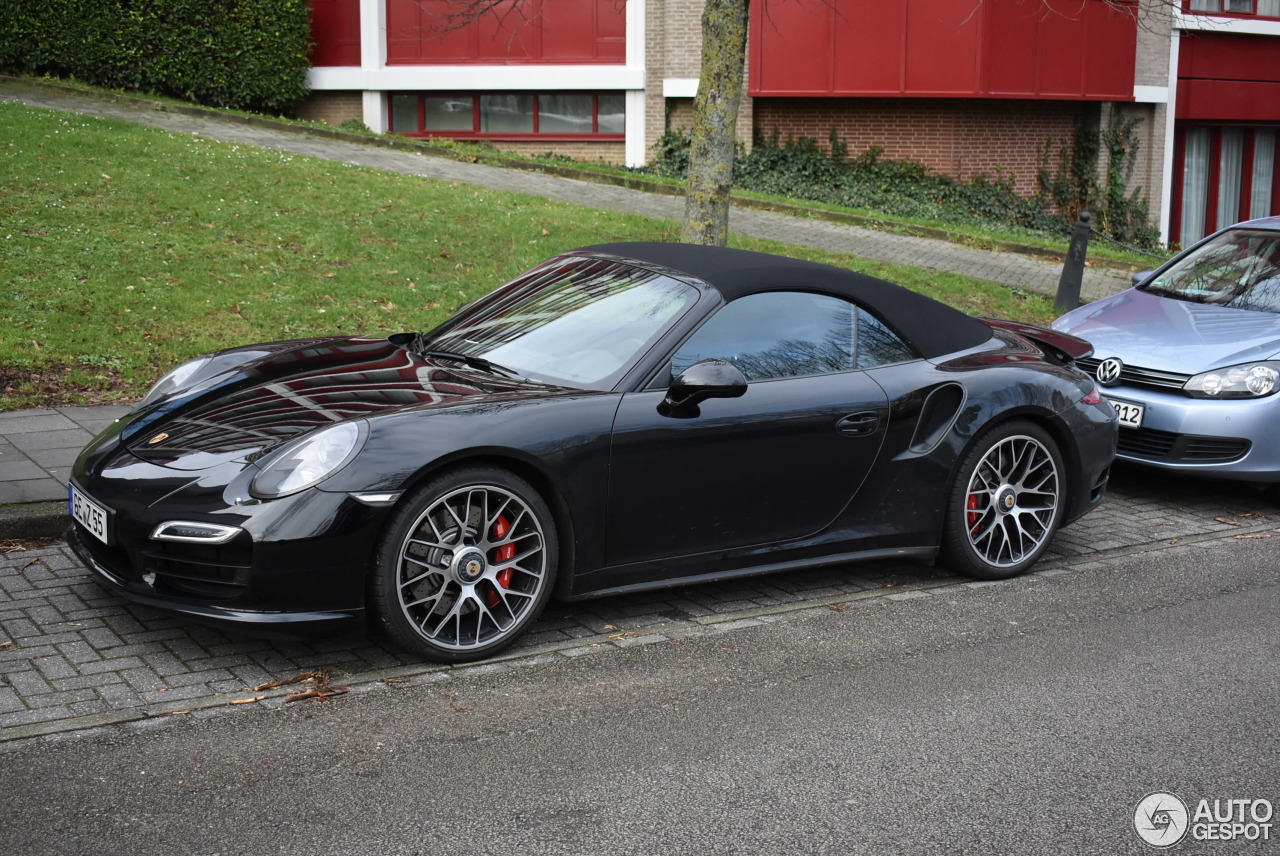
[671,291,918,382]
[856,308,917,369]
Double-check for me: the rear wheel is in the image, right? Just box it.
[372,467,557,663]
[940,420,1065,580]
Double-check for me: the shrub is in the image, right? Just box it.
[735,132,1074,238]
[0,0,311,114]
[1038,118,1160,248]
[643,121,1160,250]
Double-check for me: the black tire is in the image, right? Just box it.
[371,466,558,663]
[940,420,1066,580]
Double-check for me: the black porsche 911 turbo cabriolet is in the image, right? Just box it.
[68,243,1117,661]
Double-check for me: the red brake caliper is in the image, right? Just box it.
[488,515,516,607]
[966,493,981,532]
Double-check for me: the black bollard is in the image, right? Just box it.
[1055,211,1092,313]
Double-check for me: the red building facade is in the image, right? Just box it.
[302,0,1280,244]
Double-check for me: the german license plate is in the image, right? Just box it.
[70,485,111,545]
[1106,398,1145,429]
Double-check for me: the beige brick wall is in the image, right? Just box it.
[292,91,364,126]
[644,0,755,162]
[645,0,668,158]
[1134,1,1173,88]
[1111,101,1165,221]
[664,0,706,79]
[492,141,628,164]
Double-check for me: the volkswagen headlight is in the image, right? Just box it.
[250,421,367,499]
[1184,362,1280,399]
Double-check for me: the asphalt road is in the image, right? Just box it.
[2,534,1276,855]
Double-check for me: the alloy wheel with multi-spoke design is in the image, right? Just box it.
[942,421,1065,579]
[375,468,556,662]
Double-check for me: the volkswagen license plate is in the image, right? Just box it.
[70,485,111,545]
[1106,398,1144,429]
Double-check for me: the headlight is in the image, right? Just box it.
[136,355,214,409]
[250,421,367,499]
[1184,361,1280,399]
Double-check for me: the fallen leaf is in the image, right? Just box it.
[284,687,348,704]
[827,603,848,612]
[1214,518,1240,526]
[255,672,315,691]
[1235,533,1272,540]
[1,538,57,553]
[229,696,265,705]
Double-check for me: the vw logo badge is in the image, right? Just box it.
[1095,357,1123,386]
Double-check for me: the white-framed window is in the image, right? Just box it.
[388,92,625,138]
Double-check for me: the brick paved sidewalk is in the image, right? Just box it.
[2,466,1275,745]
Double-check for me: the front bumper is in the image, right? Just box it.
[1100,385,1280,481]
[67,460,390,629]
[67,525,367,629]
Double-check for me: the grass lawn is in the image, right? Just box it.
[0,101,1057,411]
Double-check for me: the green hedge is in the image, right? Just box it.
[0,0,310,113]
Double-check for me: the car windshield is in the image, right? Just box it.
[424,256,699,389]
[1142,228,1280,313]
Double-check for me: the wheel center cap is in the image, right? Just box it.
[453,548,487,584]
[996,486,1018,513]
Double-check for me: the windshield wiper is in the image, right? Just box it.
[410,339,523,379]
[1140,283,1182,299]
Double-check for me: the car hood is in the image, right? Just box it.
[1052,288,1280,372]
[121,336,568,470]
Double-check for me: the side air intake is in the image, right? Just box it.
[908,383,966,454]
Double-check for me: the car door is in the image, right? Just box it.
[605,290,899,570]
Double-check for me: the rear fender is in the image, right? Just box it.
[982,318,1094,363]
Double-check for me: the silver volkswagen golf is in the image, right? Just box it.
[1053,216,1280,481]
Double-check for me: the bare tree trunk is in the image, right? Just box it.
[680,0,750,247]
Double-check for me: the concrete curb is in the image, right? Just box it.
[0,501,67,541]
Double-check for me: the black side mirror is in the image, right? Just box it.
[661,359,747,416]
[1131,269,1155,287]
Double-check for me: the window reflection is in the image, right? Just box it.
[539,94,594,134]
[672,292,916,381]
[480,94,534,133]
[425,97,473,131]
[1145,228,1280,313]
[429,258,698,389]
[598,94,625,134]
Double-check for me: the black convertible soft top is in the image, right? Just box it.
[578,242,993,359]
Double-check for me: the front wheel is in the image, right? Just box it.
[372,467,558,663]
[940,420,1065,580]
